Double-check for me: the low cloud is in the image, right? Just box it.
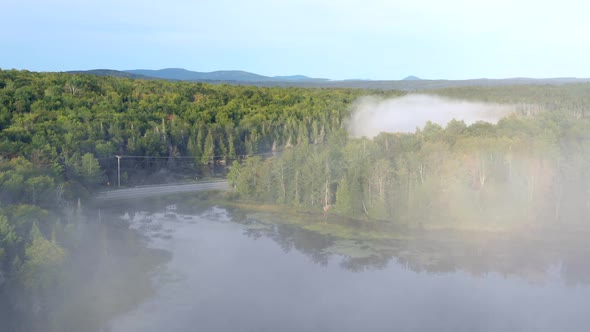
[347,94,513,138]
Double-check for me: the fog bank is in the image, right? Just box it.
[348,94,513,138]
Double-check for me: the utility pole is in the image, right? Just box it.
[116,155,122,187]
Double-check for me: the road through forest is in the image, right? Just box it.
[95,180,229,201]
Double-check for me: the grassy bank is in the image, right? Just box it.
[216,199,528,238]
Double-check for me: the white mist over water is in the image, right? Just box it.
[347,94,513,138]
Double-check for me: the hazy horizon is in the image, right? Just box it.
[3,0,590,80]
[5,67,590,82]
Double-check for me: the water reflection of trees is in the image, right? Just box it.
[244,224,332,267]
[238,215,590,285]
[107,201,590,286]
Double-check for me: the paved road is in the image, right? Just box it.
[95,180,229,201]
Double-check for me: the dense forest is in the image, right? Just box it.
[0,69,390,329]
[229,85,590,228]
[2,68,590,329]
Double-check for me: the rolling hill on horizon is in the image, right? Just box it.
[63,68,590,90]
[124,68,329,83]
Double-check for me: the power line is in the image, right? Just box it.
[100,151,278,160]
[116,155,198,159]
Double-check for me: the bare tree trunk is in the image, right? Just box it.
[280,163,286,201]
[294,170,299,203]
[362,199,369,216]
[324,180,330,209]
[419,164,425,185]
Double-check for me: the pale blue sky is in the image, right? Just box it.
[2,0,589,80]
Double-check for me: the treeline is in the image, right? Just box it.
[431,84,590,118]
[0,70,399,182]
[0,69,395,328]
[229,108,590,228]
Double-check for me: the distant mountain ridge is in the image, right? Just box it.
[124,68,329,83]
[65,68,590,91]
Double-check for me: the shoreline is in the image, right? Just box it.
[215,198,590,241]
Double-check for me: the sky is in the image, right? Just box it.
[2,0,589,80]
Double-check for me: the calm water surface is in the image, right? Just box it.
[105,204,590,332]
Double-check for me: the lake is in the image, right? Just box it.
[98,200,590,332]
